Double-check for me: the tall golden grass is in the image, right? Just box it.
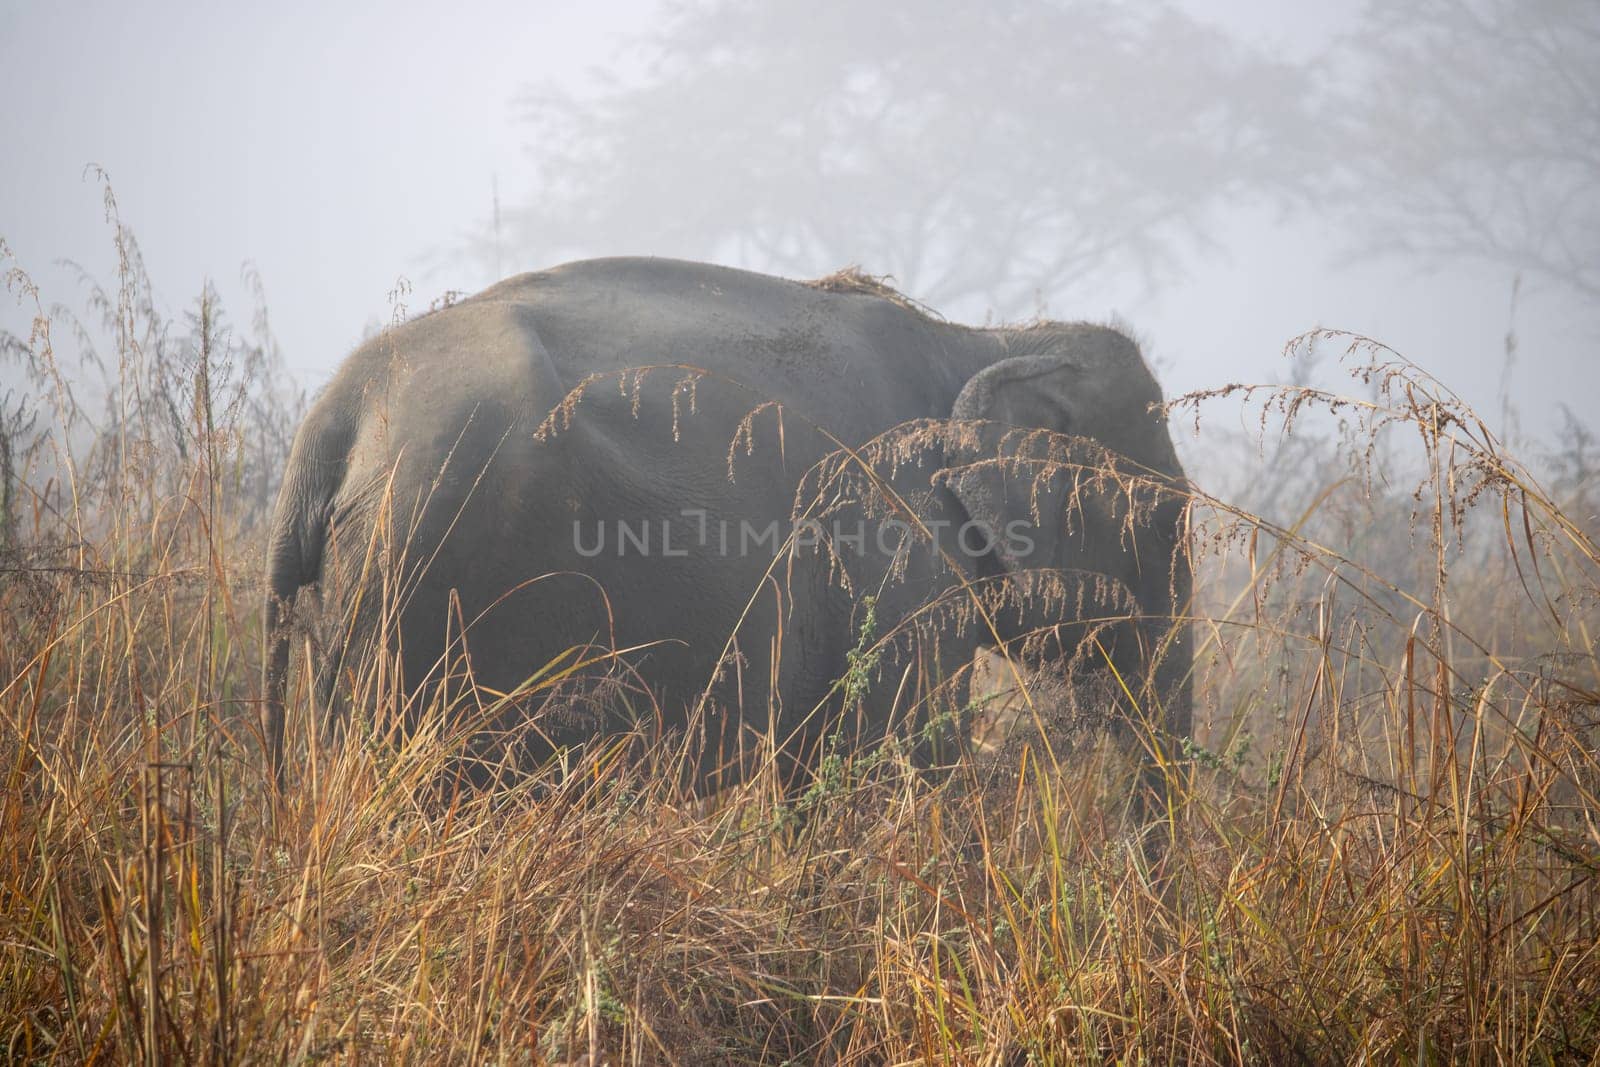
[2,205,1597,1063]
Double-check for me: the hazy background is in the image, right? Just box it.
[3,0,1595,465]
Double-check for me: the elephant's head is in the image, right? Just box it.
[943,324,1192,737]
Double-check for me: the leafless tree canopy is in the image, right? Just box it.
[1325,0,1600,302]
[486,0,1600,320]
[490,0,1312,318]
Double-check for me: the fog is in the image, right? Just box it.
[3,0,1596,458]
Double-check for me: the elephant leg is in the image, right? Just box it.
[770,663,846,810]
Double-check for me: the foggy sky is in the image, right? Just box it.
[2,0,1594,455]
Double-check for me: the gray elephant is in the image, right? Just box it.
[264,257,1191,792]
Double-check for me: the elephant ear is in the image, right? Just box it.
[945,350,1096,577]
[943,330,1184,582]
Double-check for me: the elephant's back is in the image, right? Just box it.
[468,257,981,434]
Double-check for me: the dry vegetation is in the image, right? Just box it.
[2,209,1598,1064]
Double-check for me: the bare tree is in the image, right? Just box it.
[487,0,1309,318]
[1326,0,1600,302]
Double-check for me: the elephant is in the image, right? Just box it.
[263,257,1191,794]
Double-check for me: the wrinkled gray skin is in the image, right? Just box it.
[264,258,1190,790]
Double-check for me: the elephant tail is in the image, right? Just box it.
[263,407,349,789]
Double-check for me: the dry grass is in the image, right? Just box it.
[803,267,939,319]
[2,213,1598,1063]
